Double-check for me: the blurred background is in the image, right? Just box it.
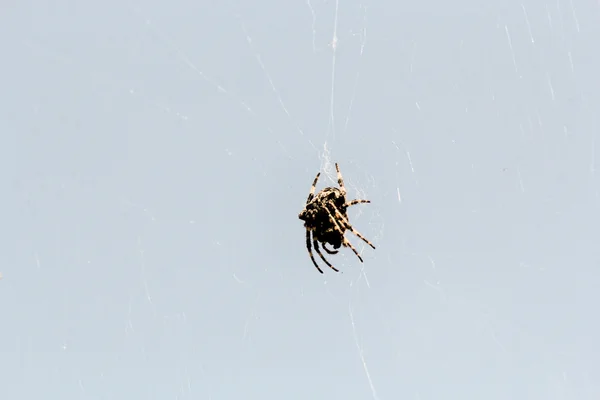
[1,0,599,399]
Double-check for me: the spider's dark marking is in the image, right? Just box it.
[298,163,376,273]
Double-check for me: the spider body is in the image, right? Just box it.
[299,187,346,250]
[299,163,376,273]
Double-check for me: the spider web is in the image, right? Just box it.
[125,3,386,398]
[3,0,600,399]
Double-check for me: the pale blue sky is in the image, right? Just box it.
[1,1,599,399]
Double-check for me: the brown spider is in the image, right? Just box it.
[298,163,376,273]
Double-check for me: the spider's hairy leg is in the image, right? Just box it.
[323,205,346,236]
[313,240,339,272]
[306,172,321,203]
[345,199,371,207]
[323,206,364,263]
[335,163,346,194]
[344,238,364,262]
[332,207,376,250]
[322,242,339,254]
[306,230,323,273]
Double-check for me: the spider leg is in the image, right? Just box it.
[344,199,371,207]
[335,163,346,194]
[322,206,365,263]
[306,229,323,273]
[306,172,321,203]
[313,240,339,272]
[343,238,364,262]
[322,242,339,254]
[332,207,376,250]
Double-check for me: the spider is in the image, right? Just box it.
[298,163,376,273]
